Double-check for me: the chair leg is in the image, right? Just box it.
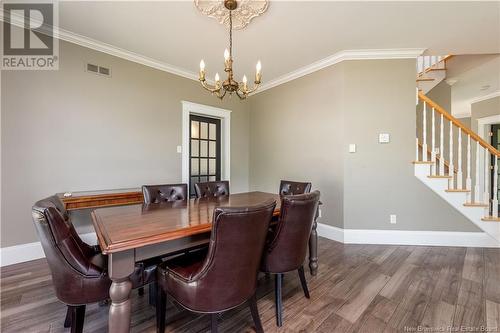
[64,305,72,328]
[138,287,145,296]
[248,293,264,333]
[275,273,283,327]
[298,266,310,299]
[210,313,219,333]
[70,305,86,333]
[156,288,167,333]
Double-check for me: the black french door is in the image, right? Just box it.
[189,115,221,197]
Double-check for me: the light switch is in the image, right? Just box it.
[379,133,390,143]
[349,144,356,153]
[176,145,182,153]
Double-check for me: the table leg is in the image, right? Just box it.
[308,206,320,276]
[308,220,318,276]
[108,250,135,333]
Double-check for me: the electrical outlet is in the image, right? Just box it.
[176,145,182,153]
[349,144,356,153]
[390,214,397,224]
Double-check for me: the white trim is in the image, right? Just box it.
[0,232,97,267]
[469,90,500,105]
[317,223,499,248]
[181,101,231,195]
[254,48,426,94]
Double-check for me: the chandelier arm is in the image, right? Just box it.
[241,82,260,95]
[234,90,246,100]
[201,80,222,93]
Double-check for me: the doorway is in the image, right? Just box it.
[189,115,221,196]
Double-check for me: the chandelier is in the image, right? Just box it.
[198,0,262,100]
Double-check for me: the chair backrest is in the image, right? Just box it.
[194,180,230,198]
[279,180,312,196]
[32,196,106,303]
[191,199,276,312]
[262,191,320,273]
[142,183,188,204]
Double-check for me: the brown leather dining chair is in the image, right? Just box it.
[32,195,156,333]
[155,199,277,333]
[142,183,188,203]
[141,183,189,304]
[260,191,320,327]
[279,180,312,195]
[194,180,230,198]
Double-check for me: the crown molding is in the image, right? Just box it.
[469,90,500,105]
[254,48,426,94]
[0,8,200,82]
[1,8,425,94]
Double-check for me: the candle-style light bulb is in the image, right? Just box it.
[242,75,248,92]
[255,61,262,83]
[199,60,206,81]
[215,72,220,86]
[224,49,230,61]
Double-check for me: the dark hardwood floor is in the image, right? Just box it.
[1,237,499,332]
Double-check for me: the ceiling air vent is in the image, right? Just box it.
[85,62,111,77]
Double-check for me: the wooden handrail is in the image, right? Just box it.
[418,92,500,158]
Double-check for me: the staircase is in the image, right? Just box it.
[416,55,452,93]
[414,91,500,243]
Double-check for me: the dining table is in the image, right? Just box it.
[90,191,319,333]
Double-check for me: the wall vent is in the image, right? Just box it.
[85,63,111,77]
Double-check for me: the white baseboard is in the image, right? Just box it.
[1,226,498,267]
[0,232,97,267]
[317,223,500,248]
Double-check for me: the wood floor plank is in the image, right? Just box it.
[336,273,390,323]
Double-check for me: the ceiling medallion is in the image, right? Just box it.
[194,0,268,30]
[198,0,262,100]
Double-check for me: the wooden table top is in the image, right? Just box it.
[91,191,281,254]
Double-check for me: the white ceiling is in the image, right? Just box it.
[446,55,500,117]
[55,1,500,86]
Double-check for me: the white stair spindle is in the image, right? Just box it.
[466,135,472,203]
[416,138,419,161]
[422,102,428,161]
[431,108,436,175]
[439,114,445,176]
[474,141,481,203]
[457,129,463,189]
[484,149,490,212]
[449,122,454,189]
[493,156,498,217]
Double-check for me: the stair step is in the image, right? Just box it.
[427,68,447,72]
[412,161,434,164]
[416,78,435,82]
[445,189,470,193]
[428,175,452,179]
[464,203,489,208]
[482,216,500,222]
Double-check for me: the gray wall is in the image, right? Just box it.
[471,96,500,134]
[1,41,251,247]
[249,59,480,232]
[249,64,345,228]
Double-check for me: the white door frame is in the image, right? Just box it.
[181,101,231,194]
